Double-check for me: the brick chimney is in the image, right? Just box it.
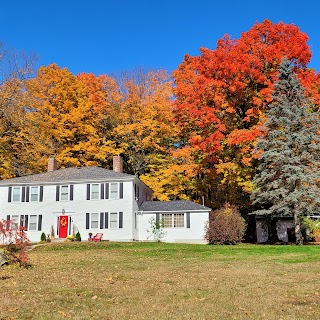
[113,155,123,173]
[48,157,58,172]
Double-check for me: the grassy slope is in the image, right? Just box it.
[1,242,320,320]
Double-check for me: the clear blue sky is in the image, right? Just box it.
[0,0,319,76]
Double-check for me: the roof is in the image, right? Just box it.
[0,166,136,185]
[140,200,211,212]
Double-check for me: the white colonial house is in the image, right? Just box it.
[0,156,211,243]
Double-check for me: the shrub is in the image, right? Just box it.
[147,217,166,242]
[0,219,30,268]
[205,203,246,245]
[75,231,81,242]
[40,232,46,242]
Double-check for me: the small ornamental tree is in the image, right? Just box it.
[251,59,320,245]
[205,203,246,244]
[0,219,30,268]
[147,217,167,242]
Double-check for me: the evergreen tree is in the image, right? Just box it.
[251,59,320,245]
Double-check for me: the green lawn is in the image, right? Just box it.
[1,242,320,319]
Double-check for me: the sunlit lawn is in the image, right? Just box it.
[1,242,320,320]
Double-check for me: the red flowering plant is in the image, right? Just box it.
[0,219,30,268]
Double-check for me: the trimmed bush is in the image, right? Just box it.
[75,231,81,242]
[40,232,46,242]
[205,203,246,245]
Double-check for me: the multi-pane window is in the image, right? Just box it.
[91,184,99,200]
[110,183,118,199]
[174,214,185,228]
[12,187,21,202]
[61,186,69,201]
[11,215,19,224]
[90,213,99,229]
[162,214,173,228]
[29,215,38,231]
[30,186,39,202]
[9,214,42,231]
[110,212,118,228]
[162,213,185,228]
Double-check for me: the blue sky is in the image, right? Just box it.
[0,0,319,76]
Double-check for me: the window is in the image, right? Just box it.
[29,215,38,231]
[11,215,19,224]
[30,187,39,202]
[110,212,118,228]
[91,184,99,200]
[110,183,118,199]
[8,214,42,231]
[174,214,185,228]
[61,185,69,201]
[90,213,99,229]
[12,187,21,202]
[162,213,185,228]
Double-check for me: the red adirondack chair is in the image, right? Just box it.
[88,233,103,242]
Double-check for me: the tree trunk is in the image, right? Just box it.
[294,211,303,245]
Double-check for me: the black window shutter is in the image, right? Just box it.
[6,215,10,230]
[21,187,26,202]
[119,183,123,199]
[69,217,72,235]
[8,187,12,202]
[104,212,108,229]
[86,213,90,229]
[86,184,90,200]
[70,184,74,201]
[105,183,109,199]
[100,183,105,199]
[100,212,104,229]
[40,186,44,202]
[119,212,123,228]
[20,215,24,227]
[186,212,190,228]
[26,187,30,202]
[24,215,28,231]
[156,213,160,224]
[38,215,42,231]
[56,186,60,201]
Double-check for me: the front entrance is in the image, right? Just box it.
[59,215,69,238]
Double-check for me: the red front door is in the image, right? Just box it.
[59,216,69,238]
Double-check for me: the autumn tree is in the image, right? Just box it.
[0,42,37,178]
[251,59,320,245]
[19,64,119,171]
[173,20,320,209]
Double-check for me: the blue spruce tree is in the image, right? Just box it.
[251,59,320,245]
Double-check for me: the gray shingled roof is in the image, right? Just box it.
[0,166,135,185]
[140,200,211,212]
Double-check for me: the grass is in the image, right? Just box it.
[1,242,320,320]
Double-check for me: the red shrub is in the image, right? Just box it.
[0,219,30,268]
[205,203,246,244]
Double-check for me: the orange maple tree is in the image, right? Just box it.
[173,20,320,208]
